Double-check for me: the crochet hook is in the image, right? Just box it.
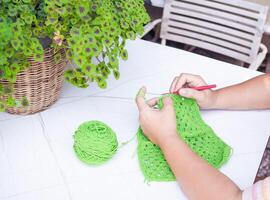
[147,84,217,96]
[173,84,217,93]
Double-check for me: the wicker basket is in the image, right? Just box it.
[1,48,66,115]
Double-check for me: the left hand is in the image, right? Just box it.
[135,87,178,147]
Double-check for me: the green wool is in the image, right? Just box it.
[73,121,118,165]
[137,94,232,182]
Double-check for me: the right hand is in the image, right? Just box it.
[170,73,217,109]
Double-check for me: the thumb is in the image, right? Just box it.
[179,88,203,101]
[162,96,174,110]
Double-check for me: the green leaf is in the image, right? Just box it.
[102,37,113,47]
[17,18,25,26]
[70,18,78,25]
[0,55,8,65]
[0,21,13,42]
[126,31,136,40]
[6,96,16,107]
[22,14,34,25]
[56,7,66,15]
[46,16,58,25]
[113,70,120,80]
[0,69,4,78]
[98,79,107,89]
[23,48,33,56]
[21,96,29,107]
[85,34,96,45]
[74,56,84,66]
[120,20,129,29]
[67,38,77,46]
[76,2,89,17]
[65,49,73,60]
[92,26,102,37]
[84,47,94,57]
[120,49,128,60]
[91,3,98,12]
[3,85,13,94]
[17,5,30,12]
[20,61,30,71]
[10,63,20,73]
[64,69,74,82]
[64,69,74,77]
[108,54,118,67]
[33,53,44,62]
[81,15,91,22]
[82,63,96,75]
[8,7,18,17]
[70,27,81,36]
[0,102,6,112]
[54,53,61,63]
[92,46,101,57]
[5,47,14,58]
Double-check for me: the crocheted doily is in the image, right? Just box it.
[73,121,118,165]
[137,94,232,181]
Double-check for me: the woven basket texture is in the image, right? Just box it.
[1,48,66,115]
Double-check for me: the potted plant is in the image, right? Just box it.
[0,0,150,114]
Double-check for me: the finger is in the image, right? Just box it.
[170,76,179,93]
[136,87,148,111]
[174,73,190,93]
[136,86,146,98]
[174,73,207,93]
[147,97,159,107]
[178,88,204,102]
[162,96,174,111]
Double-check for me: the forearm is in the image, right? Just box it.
[210,74,270,110]
[160,136,242,200]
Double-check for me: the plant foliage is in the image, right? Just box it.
[0,0,150,110]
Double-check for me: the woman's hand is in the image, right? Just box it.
[136,87,178,147]
[170,73,217,109]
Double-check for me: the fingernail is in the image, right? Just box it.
[136,87,146,98]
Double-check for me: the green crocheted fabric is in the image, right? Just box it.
[73,121,118,165]
[137,94,232,181]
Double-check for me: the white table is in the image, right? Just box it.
[0,39,270,200]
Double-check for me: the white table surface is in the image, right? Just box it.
[0,39,270,200]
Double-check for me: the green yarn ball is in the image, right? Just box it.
[73,121,118,165]
[137,94,232,182]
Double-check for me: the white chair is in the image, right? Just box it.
[143,0,269,70]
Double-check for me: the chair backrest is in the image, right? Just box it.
[160,0,268,64]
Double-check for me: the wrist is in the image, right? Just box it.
[159,133,182,150]
[206,90,219,109]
